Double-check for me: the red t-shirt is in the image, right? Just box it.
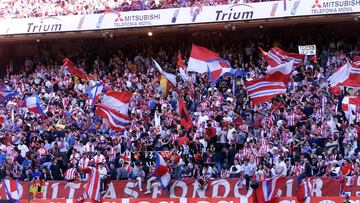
[356,126,360,141]
[205,127,216,139]
[234,117,243,128]
[340,164,352,176]
[178,136,190,146]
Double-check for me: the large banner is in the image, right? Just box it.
[0,0,359,35]
[18,197,360,203]
[1,177,358,200]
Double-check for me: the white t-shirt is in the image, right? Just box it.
[198,115,209,125]
[279,161,288,177]
[98,167,108,179]
[18,144,29,157]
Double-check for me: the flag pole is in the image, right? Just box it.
[27,175,30,203]
[232,75,236,95]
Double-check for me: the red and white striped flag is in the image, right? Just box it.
[78,167,101,202]
[245,60,293,104]
[245,79,287,105]
[260,47,304,67]
[95,91,131,131]
[178,51,190,81]
[328,56,360,88]
[3,179,20,201]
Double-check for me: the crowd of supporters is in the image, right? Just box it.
[0,0,277,19]
[0,31,359,193]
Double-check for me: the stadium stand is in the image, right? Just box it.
[1,0,360,202]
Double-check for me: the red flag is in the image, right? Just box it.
[63,58,90,80]
[177,51,185,68]
[178,98,193,130]
[330,86,341,96]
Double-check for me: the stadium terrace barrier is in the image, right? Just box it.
[0,0,359,35]
[3,177,360,200]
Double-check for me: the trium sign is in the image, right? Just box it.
[27,16,62,33]
[215,4,254,21]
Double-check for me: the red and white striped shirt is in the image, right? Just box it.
[200,100,210,111]
[84,143,95,153]
[36,147,48,159]
[93,154,105,164]
[65,167,78,180]
[70,153,80,165]
[286,113,296,127]
[243,147,252,159]
[108,147,118,162]
[79,157,90,169]
[292,165,302,176]
[170,133,179,145]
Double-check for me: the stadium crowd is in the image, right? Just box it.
[0,32,359,194]
[0,0,277,19]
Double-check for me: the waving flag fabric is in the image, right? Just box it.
[78,167,101,202]
[339,96,360,122]
[95,104,130,131]
[3,179,20,202]
[178,51,190,81]
[338,56,360,88]
[245,79,287,105]
[159,75,171,97]
[153,59,177,86]
[22,95,45,115]
[187,44,235,83]
[260,47,304,67]
[207,60,235,85]
[101,91,131,115]
[328,62,351,87]
[153,151,171,189]
[178,98,193,130]
[86,83,104,106]
[0,86,18,101]
[245,61,292,105]
[187,44,221,74]
[95,91,131,131]
[63,58,90,81]
[265,60,294,84]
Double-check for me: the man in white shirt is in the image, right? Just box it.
[93,150,106,164]
[17,140,29,158]
[98,163,108,194]
[276,157,288,177]
[198,111,209,125]
[244,159,256,190]
[229,160,242,178]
